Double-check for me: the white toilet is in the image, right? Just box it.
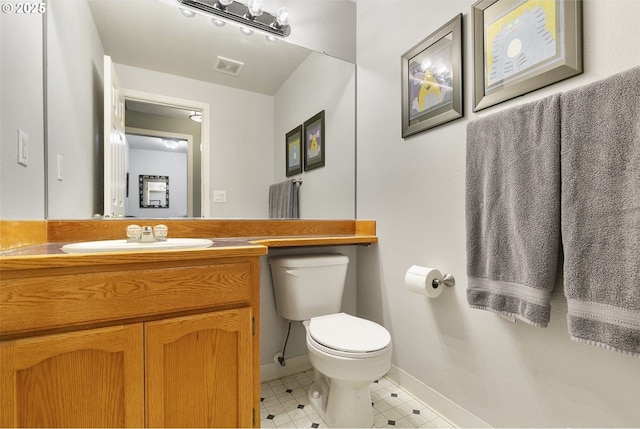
[268,253,392,428]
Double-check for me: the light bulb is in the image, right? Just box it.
[275,7,289,26]
[164,139,179,149]
[247,0,264,18]
[189,111,202,122]
[178,7,195,18]
[239,27,254,36]
[215,0,232,10]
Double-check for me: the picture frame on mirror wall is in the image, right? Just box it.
[472,0,583,111]
[303,110,325,171]
[285,125,303,177]
[401,13,464,138]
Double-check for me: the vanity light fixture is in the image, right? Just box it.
[176,0,291,38]
[189,111,202,122]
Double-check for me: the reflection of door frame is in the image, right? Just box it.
[123,89,211,217]
[126,128,194,216]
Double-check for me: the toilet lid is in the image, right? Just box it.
[308,313,391,354]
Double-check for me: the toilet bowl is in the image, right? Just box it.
[304,313,392,428]
[268,254,393,428]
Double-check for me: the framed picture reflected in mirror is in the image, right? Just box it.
[285,125,303,177]
[303,110,325,171]
[139,175,169,208]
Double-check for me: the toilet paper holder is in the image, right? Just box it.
[432,273,455,289]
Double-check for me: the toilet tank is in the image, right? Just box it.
[268,254,349,321]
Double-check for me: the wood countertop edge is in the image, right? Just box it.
[251,235,378,247]
[0,244,266,272]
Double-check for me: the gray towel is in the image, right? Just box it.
[560,66,640,357]
[466,94,561,327]
[269,180,299,219]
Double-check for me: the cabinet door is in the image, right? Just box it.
[0,324,144,428]
[145,308,253,428]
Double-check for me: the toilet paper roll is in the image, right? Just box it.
[405,265,443,298]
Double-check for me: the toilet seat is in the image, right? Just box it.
[307,313,391,358]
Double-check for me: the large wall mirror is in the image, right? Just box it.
[46,0,355,219]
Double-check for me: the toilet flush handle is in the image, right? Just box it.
[285,269,300,276]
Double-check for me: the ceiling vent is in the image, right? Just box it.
[215,56,244,76]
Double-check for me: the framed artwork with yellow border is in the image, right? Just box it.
[472,0,582,111]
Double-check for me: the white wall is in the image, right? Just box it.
[0,10,45,219]
[115,64,274,218]
[46,0,105,219]
[274,52,356,219]
[356,1,640,427]
[126,148,188,218]
[279,0,356,63]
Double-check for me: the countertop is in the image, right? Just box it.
[0,219,377,270]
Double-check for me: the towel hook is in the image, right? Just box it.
[432,273,455,288]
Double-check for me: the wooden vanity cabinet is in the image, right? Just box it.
[0,251,263,428]
[145,308,254,428]
[1,323,145,427]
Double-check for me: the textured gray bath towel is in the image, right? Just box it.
[466,94,561,327]
[269,180,299,219]
[560,66,640,357]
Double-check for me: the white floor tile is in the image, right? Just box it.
[260,372,454,428]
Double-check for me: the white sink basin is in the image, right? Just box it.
[61,238,214,254]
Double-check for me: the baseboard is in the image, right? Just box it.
[386,365,492,428]
[260,354,313,383]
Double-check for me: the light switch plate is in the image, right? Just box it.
[57,155,64,181]
[17,129,28,167]
[213,190,227,203]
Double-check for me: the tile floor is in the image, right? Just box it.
[260,370,455,428]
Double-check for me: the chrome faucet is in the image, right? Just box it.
[140,226,155,243]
